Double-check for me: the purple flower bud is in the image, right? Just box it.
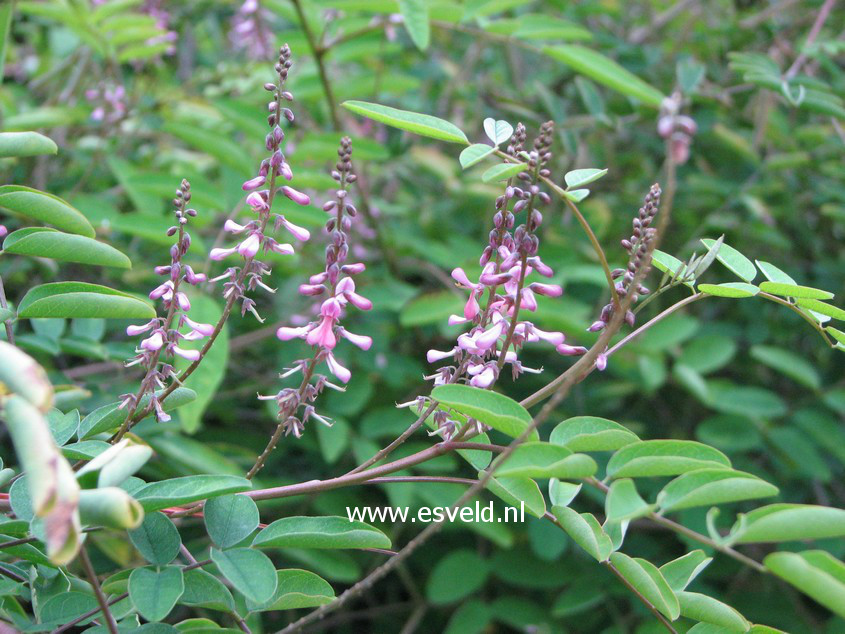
[175,292,191,311]
[127,320,156,336]
[242,175,266,191]
[530,282,563,297]
[281,185,310,206]
[341,262,366,275]
[587,320,606,332]
[299,283,326,296]
[154,265,171,275]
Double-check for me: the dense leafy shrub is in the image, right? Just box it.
[0,1,844,632]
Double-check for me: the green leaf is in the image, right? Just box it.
[494,442,597,479]
[3,228,131,268]
[432,384,538,441]
[181,569,236,612]
[553,506,612,562]
[398,0,429,50]
[342,101,468,144]
[0,186,95,237]
[605,479,655,522]
[609,552,680,620]
[426,550,488,605]
[756,260,796,284]
[204,494,260,548]
[39,592,99,626]
[607,440,731,479]
[162,122,251,175]
[0,131,58,158]
[484,474,546,518]
[459,143,496,168]
[697,283,758,298]
[549,479,581,508]
[563,188,590,202]
[247,569,335,611]
[47,408,79,446]
[657,469,778,513]
[659,550,712,592]
[210,547,277,604]
[651,250,689,281]
[129,511,182,565]
[764,550,845,619]
[758,281,833,300]
[550,416,639,451]
[736,504,845,543]
[135,475,252,512]
[129,566,184,622]
[795,298,845,321]
[481,162,528,183]
[677,591,750,631]
[483,118,514,145]
[18,282,155,319]
[564,168,607,188]
[700,239,756,282]
[750,345,821,389]
[543,45,664,106]
[0,1,11,82]
[399,291,463,326]
[707,384,786,418]
[253,516,391,550]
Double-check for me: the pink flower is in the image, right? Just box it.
[237,233,262,258]
[326,352,351,383]
[279,217,310,241]
[174,346,201,361]
[141,332,164,351]
[277,326,309,341]
[210,246,237,261]
[339,328,372,350]
[127,321,155,336]
[183,316,214,336]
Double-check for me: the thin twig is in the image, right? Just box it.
[78,545,119,634]
[292,0,341,130]
[784,0,837,80]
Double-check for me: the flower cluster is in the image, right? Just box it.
[426,122,586,394]
[85,83,127,124]
[264,138,372,438]
[658,92,696,165]
[209,45,312,321]
[122,180,212,422]
[230,0,275,61]
[589,184,661,335]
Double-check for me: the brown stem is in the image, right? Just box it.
[292,0,341,130]
[78,545,118,634]
[784,0,837,79]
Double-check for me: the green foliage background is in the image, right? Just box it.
[1,0,844,631]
